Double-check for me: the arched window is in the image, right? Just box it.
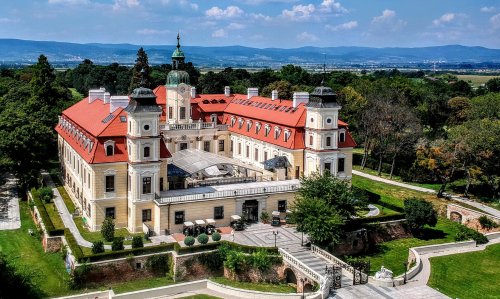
[230,116,236,127]
[264,124,271,137]
[144,146,150,158]
[284,130,291,142]
[255,122,261,134]
[246,120,252,132]
[274,127,281,140]
[238,118,244,129]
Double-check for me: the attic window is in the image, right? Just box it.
[264,124,271,137]
[211,99,218,104]
[255,122,261,134]
[203,100,210,104]
[238,118,244,129]
[120,116,127,122]
[246,120,252,132]
[284,130,291,142]
[104,140,115,156]
[219,99,226,103]
[230,116,236,127]
[274,127,282,140]
[102,114,115,123]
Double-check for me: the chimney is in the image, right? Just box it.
[110,96,130,113]
[293,92,309,108]
[88,87,106,103]
[103,92,111,104]
[247,87,258,99]
[271,90,278,101]
[190,87,196,99]
[224,86,231,97]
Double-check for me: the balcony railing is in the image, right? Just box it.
[160,122,228,131]
[156,181,300,205]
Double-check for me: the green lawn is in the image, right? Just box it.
[0,201,70,297]
[210,277,296,293]
[44,202,66,230]
[352,218,462,277]
[372,204,400,217]
[428,243,500,299]
[56,185,76,214]
[73,217,147,246]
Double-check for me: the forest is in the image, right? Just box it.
[0,48,499,201]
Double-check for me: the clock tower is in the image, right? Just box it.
[166,33,192,124]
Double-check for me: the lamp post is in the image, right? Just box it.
[301,231,304,247]
[273,231,279,247]
[403,261,409,284]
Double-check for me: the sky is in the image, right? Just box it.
[1,0,500,49]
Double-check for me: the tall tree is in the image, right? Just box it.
[129,47,152,92]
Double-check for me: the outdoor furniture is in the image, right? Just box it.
[206,218,216,234]
[194,219,206,235]
[183,221,194,236]
[271,211,281,226]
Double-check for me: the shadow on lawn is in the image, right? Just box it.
[413,227,448,241]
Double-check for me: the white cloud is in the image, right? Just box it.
[480,6,496,13]
[205,6,244,19]
[212,28,227,38]
[326,20,357,31]
[113,0,140,10]
[282,4,315,21]
[372,9,395,23]
[251,13,272,22]
[433,13,455,26]
[296,31,319,42]
[319,0,347,14]
[227,23,245,30]
[136,28,170,35]
[491,13,500,28]
[241,0,297,4]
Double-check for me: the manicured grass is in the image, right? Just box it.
[44,202,66,230]
[0,201,70,297]
[210,277,296,293]
[178,295,222,299]
[73,217,148,246]
[353,218,462,276]
[57,185,76,214]
[428,243,500,299]
[372,204,400,217]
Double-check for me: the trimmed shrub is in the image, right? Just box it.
[260,211,270,223]
[404,197,437,231]
[478,216,498,230]
[39,187,54,203]
[101,217,115,242]
[224,250,248,273]
[91,241,104,254]
[455,226,489,244]
[251,249,271,271]
[184,236,195,247]
[132,236,144,248]
[211,232,221,242]
[83,243,174,263]
[197,233,209,245]
[111,237,124,251]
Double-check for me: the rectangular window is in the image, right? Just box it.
[160,177,164,191]
[128,175,131,191]
[180,142,188,150]
[142,177,152,194]
[175,211,185,224]
[246,145,250,158]
[144,146,150,158]
[309,135,313,146]
[326,137,331,147]
[214,206,224,219]
[105,207,115,219]
[324,163,332,173]
[105,175,115,192]
[179,107,186,119]
[230,140,233,152]
[168,107,173,119]
[254,148,259,161]
[204,141,210,152]
[278,200,287,212]
[264,151,268,161]
[142,209,152,222]
[218,140,225,152]
[339,132,345,143]
[238,143,241,155]
[338,158,345,172]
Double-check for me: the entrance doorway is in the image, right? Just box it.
[242,200,259,222]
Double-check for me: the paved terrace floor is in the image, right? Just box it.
[0,174,20,230]
[353,170,500,218]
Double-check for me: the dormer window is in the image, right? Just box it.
[255,122,261,134]
[264,124,271,137]
[274,126,281,140]
[246,120,252,132]
[104,140,115,156]
[230,116,236,127]
[238,118,244,129]
[211,114,217,123]
[339,132,345,143]
[284,129,291,142]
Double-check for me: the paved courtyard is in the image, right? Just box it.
[221,222,305,249]
[0,174,20,230]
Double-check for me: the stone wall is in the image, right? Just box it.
[224,264,286,284]
[447,203,500,228]
[44,236,63,253]
[173,250,221,281]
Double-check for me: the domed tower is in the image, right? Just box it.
[304,83,343,177]
[125,74,163,232]
[166,33,192,124]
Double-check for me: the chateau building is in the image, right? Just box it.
[56,35,356,234]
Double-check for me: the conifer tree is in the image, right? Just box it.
[129,47,152,92]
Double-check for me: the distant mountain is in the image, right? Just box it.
[1,38,500,68]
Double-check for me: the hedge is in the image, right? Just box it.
[83,243,175,263]
[173,240,280,255]
[31,189,64,236]
[349,213,406,226]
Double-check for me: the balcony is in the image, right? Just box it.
[160,122,228,131]
[155,179,300,205]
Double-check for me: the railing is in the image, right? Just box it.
[156,181,300,204]
[159,122,228,131]
[311,245,368,281]
[187,176,257,188]
[279,248,323,283]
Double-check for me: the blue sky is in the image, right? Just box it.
[1,0,499,48]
